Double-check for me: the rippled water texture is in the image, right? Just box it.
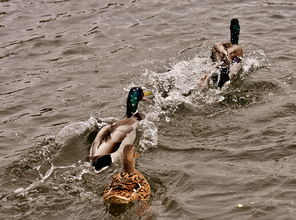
[1,0,296,219]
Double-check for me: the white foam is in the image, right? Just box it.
[133,51,267,150]
[243,49,267,73]
[139,111,159,150]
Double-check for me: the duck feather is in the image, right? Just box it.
[103,171,150,204]
[89,117,138,160]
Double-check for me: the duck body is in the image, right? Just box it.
[103,171,151,204]
[89,87,151,171]
[89,116,139,171]
[103,144,151,204]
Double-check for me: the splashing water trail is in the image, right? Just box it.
[14,163,77,196]
[243,49,268,73]
[7,117,110,201]
[134,50,267,149]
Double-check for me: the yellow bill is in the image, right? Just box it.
[142,90,153,101]
[143,91,153,96]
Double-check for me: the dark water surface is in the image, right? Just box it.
[1,0,296,219]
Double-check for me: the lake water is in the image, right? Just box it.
[0,0,296,219]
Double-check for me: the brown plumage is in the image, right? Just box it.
[103,145,151,204]
[211,42,243,67]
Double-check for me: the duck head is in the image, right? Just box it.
[126,87,152,118]
[230,18,240,45]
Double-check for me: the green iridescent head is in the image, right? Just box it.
[230,18,240,45]
[126,87,151,117]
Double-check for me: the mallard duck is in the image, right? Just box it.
[89,87,152,171]
[103,144,150,204]
[198,19,243,90]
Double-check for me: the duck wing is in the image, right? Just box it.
[89,117,138,158]
[110,173,140,191]
[89,125,112,157]
[226,44,243,61]
[211,42,229,65]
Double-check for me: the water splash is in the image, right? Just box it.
[138,111,159,151]
[133,50,267,149]
[55,116,100,146]
[14,163,76,196]
[143,57,209,112]
[243,49,267,73]
[6,117,111,202]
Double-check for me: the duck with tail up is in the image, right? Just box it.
[198,18,243,90]
[89,87,152,171]
[103,144,151,204]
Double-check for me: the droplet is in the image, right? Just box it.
[14,187,25,194]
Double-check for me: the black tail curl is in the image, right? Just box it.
[92,154,112,171]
